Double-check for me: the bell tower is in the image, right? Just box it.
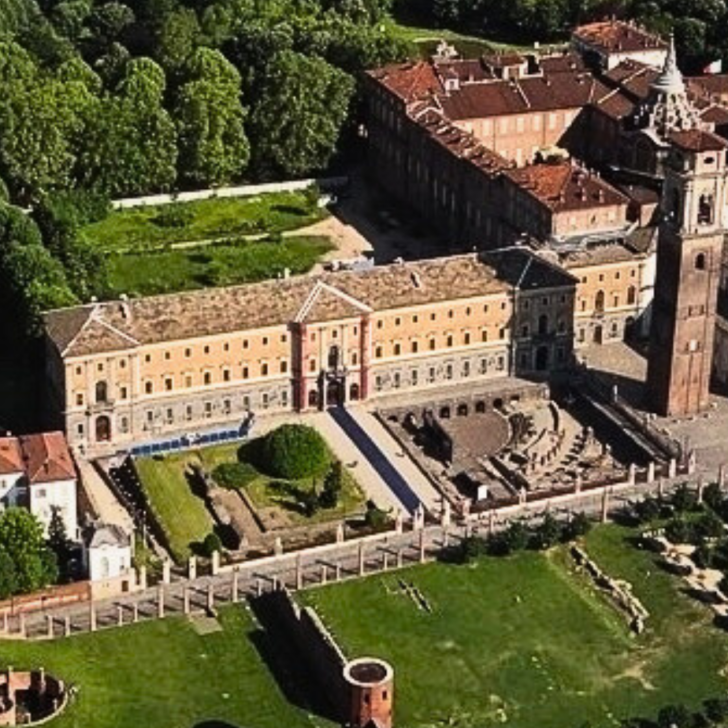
[646,130,728,416]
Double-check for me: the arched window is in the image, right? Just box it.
[696,252,706,270]
[308,390,319,408]
[698,194,714,225]
[538,314,548,335]
[95,415,111,442]
[328,345,339,368]
[627,285,637,305]
[595,290,605,313]
[95,381,108,404]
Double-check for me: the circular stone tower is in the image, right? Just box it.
[343,657,394,728]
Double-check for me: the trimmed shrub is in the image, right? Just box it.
[319,460,344,509]
[695,510,724,540]
[672,483,698,513]
[212,461,259,489]
[459,535,489,563]
[258,424,329,480]
[634,496,661,524]
[364,501,389,529]
[533,513,563,550]
[665,517,697,545]
[564,511,592,541]
[201,532,222,557]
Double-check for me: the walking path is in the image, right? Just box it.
[343,407,442,512]
[310,411,411,514]
[76,458,134,533]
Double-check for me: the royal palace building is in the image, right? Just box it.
[44,250,576,454]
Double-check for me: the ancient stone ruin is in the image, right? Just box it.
[0,668,67,726]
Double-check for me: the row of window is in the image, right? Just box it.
[376,304,509,328]
[579,287,638,312]
[374,355,507,391]
[373,329,508,358]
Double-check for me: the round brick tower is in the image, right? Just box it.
[343,657,394,728]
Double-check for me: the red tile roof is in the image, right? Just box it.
[19,432,75,485]
[367,62,442,103]
[506,161,629,212]
[0,438,23,475]
[668,129,728,152]
[572,20,667,54]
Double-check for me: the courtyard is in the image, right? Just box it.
[298,524,728,728]
[134,429,367,562]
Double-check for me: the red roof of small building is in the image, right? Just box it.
[506,161,629,213]
[18,432,75,485]
[572,20,667,54]
[0,438,24,475]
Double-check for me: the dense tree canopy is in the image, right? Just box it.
[0,0,409,204]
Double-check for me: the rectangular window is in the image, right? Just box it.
[223,399,231,414]
[280,360,288,374]
[223,369,231,382]
[186,405,193,421]
[204,402,212,418]
[165,378,173,391]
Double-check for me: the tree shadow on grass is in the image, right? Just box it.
[192,722,244,728]
[246,597,339,723]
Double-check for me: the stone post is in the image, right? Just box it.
[628,463,636,486]
[657,478,665,499]
[183,586,190,615]
[719,463,726,489]
[256,578,263,596]
[335,562,342,581]
[295,553,303,590]
[139,565,148,591]
[394,510,403,535]
[157,585,165,619]
[575,474,582,494]
[162,560,171,585]
[46,615,53,639]
[2,610,8,633]
[211,550,220,576]
[89,603,96,632]
[601,488,610,524]
[132,603,139,623]
[419,529,426,563]
[442,525,450,548]
[358,541,365,576]
[488,509,495,536]
[207,584,214,612]
[668,458,677,479]
[232,570,239,603]
[117,605,124,627]
[688,450,697,475]
[274,537,283,556]
[441,500,451,528]
[697,476,705,505]
[518,488,527,506]
[64,616,71,637]
[336,524,345,543]
[414,503,425,531]
[383,551,389,571]
[188,556,197,581]
[396,548,403,568]
[321,564,328,585]
[647,461,655,484]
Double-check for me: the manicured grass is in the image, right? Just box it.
[386,19,544,56]
[299,526,728,728]
[135,452,215,563]
[82,191,329,253]
[107,236,334,297]
[0,607,331,728]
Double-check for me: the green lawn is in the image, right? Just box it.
[0,607,330,728]
[135,452,215,563]
[299,525,728,728]
[107,236,334,297]
[386,19,548,57]
[82,190,329,253]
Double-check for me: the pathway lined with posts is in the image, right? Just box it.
[1,465,721,642]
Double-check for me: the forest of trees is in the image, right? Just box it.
[0,0,407,204]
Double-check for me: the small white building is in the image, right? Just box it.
[82,522,136,598]
[0,432,78,539]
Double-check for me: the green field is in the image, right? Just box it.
[299,524,728,728]
[107,235,333,297]
[0,607,329,728]
[82,191,329,253]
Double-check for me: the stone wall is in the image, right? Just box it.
[258,589,349,720]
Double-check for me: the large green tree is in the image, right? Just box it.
[250,50,354,177]
[79,57,177,195]
[174,48,250,185]
[0,508,58,594]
